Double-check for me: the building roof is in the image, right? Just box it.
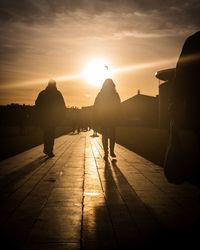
[121,93,158,105]
[155,68,175,81]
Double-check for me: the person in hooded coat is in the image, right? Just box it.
[35,79,66,157]
[94,78,121,160]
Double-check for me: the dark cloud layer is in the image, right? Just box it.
[1,0,199,59]
[0,0,200,27]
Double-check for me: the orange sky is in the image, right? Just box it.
[0,1,199,107]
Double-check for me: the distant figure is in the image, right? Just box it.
[92,129,98,137]
[94,78,121,160]
[164,31,200,183]
[35,79,66,157]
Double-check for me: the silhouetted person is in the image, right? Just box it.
[165,31,200,183]
[94,78,121,160]
[171,30,200,134]
[35,79,66,157]
[91,106,99,137]
[92,128,98,137]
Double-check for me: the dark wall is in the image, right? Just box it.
[158,80,173,129]
[121,95,159,127]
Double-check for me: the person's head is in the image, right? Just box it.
[101,78,116,92]
[47,79,56,88]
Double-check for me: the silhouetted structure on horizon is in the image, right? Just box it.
[0,105,84,131]
[0,104,36,136]
[120,90,159,127]
[155,68,175,129]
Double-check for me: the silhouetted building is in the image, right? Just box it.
[121,91,158,127]
[81,106,94,130]
[155,68,175,128]
[0,104,35,127]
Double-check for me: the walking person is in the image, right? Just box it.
[35,79,66,157]
[94,78,121,160]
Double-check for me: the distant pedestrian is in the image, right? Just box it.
[92,128,98,137]
[94,78,121,160]
[35,79,66,157]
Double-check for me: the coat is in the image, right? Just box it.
[93,90,121,127]
[171,30,200,129]
[35,86,66,128]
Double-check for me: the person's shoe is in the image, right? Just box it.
[43,150,48,155]
[110,152,116,158]
[47,152,55,157]
[103,154,108,161]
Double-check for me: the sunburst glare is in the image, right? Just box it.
[83,58,112,86]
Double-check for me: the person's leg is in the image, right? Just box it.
[49,127,55,155]
[109,127,116,157]
[44,127,55,156]
[43,128,48,154]
[102,127,108,159]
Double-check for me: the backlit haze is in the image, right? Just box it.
[0,0,200,107]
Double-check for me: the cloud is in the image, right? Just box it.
[0,3,198,86]
[0,0,199,105]
[0,0,200,28]
[1,1,199,42]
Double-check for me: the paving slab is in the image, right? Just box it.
[0,131,200,249]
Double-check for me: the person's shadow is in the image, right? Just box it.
[0,156,48,200]
[100,159,145,249]
[110,158,200,249]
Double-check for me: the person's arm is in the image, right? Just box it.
[116,92,121,104]
[35,93,41,107]
[58,92,66,108]
[34,93,43,126]
[57,92,67,118]
[93,93,100,107]
[92,94,101,127]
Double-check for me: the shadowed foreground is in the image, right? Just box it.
[0,132,200,249]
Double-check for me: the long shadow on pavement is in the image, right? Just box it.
[0,155,49,199]
[110,159,200,249]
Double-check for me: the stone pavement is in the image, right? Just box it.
[0,131,200,250]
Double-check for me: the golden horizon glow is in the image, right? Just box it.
[0,56,177,106]
[1,57,176,91]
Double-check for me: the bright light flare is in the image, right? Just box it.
[83,58,112,86]
[1,57,176,89]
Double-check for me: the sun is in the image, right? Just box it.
[83,58,112,86]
